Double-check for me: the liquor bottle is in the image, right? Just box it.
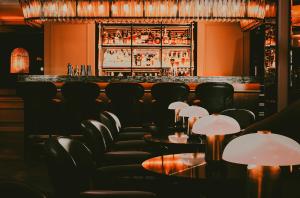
[87,65,92,76]
[122,30,127,44]
[171,32,176,45]
[136,54,142,66]
[148,32,153,44]
[182,30,187,45]
[154,32,161,44]
[146,57,151,66]
[73,65,79,76]
[67,63,73,76]
[163,29,169,44]
[103,31,108,44]
[80,64,86,76]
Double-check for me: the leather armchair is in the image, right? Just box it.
[44,137,156,198]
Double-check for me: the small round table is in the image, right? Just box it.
[144,134,205,154]
[142,153,247,198]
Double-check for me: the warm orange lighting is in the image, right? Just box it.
[142,153,205,175]
[10,48,29,74]
[247,165,281,198]
[20,0,269,24]
[142,155,186,175]
[292,5,300,26]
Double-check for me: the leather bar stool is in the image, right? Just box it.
[105,83,145,127]
[194,82,234,114]
[16,82,59,158]
[81,120,152,166]
[61,82,102,135]
[44,137,156,198]
[150,82,190,134]
[221,108,256,129]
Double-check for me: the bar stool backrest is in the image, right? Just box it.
[105,82,144,102]
[151,82,190,103]
[105,82,145,126]
[61,82,100,101]
[195,82,234,113]
[221,108,255,129]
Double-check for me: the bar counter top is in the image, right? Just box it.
[18,75,261,92]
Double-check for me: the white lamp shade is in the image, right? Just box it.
[168,101,189,110]
[222,132,300,166]
[179,106,209,118]
[192,114,240,135]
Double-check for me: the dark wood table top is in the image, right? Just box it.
[144,134,206,153]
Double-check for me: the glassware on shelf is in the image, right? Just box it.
[132,49,160,67]
[102,27,131,46]
[103,48,131,68]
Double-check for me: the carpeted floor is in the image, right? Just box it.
[0,132,53,195]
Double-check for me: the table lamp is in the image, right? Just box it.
[179,106,209,135]
[168,101,189,124]
[192,114,240,161]
[222,131,300,198]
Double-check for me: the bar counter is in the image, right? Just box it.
[18,75,260,92]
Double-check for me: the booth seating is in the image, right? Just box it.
[44,137,156,198]
[150,82,190,134]
[16,82,60,158]
[194,82,234,114]
[61,82,102,134]
[105,83,145,127]
[81,120,152,166]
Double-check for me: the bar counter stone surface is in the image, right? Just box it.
[18,75,259,84]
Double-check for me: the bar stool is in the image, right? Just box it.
[61,82,102,134]
[16,82,59,158]
[194,82,234,114]
[105,82,145,127]
[220,108,255,129]
[150,82,190,134]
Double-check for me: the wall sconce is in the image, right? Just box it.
[10,48,29,74]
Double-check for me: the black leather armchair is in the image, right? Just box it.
[81,120,152,165]
[44,137,156,198]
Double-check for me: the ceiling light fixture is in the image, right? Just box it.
[19,0,273,25]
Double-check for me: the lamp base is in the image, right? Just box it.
[247,165,281,198]
[205,135,224,161]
